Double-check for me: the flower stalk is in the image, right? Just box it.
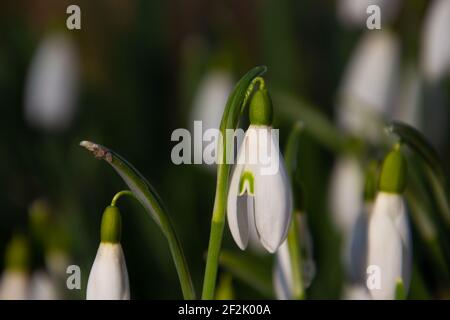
[202,66,267,299]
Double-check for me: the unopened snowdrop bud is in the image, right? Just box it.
[227,80,292,253]
[0,234,30,300]
[367,145,412,300]
[24,32,79,131]
[86,206,130,300]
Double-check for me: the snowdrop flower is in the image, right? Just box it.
[367,145,412,300]
[273,214,315,300]
[24,32,79,131]
[227,82,292,253]
[337,0,401,28]
[29,270,58,300]
[0,234,30,300]
[337,31,400,142]
[86,205,130,300]
[421,0,450,82]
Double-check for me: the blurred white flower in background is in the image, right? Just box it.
[0,270,29,300]
[343,283,372,300]
[273,214,315,300]
[336,31,400,142]
[190,70,233,133]
[24,32,79,132]
[29,270,58,300]
[393,66,422,128]
[421,0,450,83]
[337,0,401,28]
[329,156,364,236]
[367,193,412,299]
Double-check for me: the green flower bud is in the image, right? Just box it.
[101,206,122,244]
[249,84,273,126]
[379,145,408,194]
[5,234,30,272]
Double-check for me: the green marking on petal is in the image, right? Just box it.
[239,171,255,195]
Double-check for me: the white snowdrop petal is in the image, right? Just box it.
[253,129,292,253]
[367,193,404,300]
[86,243,130,300]
[394,205,413,292]
[421,0,450,82]
[227,134,251,250]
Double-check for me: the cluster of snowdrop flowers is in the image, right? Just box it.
[367,144,412,300]
[227,81,293,253]
[86,205,130,300]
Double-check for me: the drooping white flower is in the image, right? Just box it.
[421,0,450,82]
[337,31,400,142]
[227,85,292,253]
[86,205,130,300]
[337,0,401,28]
[24,32,79,131]
[0,270,29,300]
[367,146,412,300]
[29,270,58,300]
[273,214,315,300]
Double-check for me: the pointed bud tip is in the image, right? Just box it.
[249,85,273,126]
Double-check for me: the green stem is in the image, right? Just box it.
[284,122,305,299]
[111,190,135,206]
[80,141,195,299]
[287,212,305,299]
[201,66,267,299]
